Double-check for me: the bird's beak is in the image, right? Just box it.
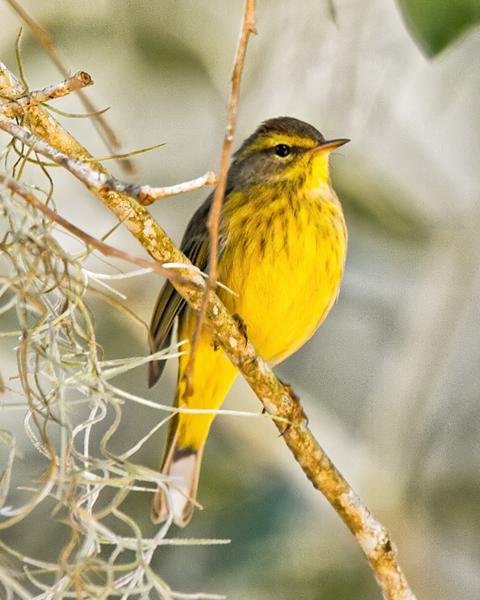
[312,138,350,155]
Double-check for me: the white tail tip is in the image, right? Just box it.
[152,449,202,527]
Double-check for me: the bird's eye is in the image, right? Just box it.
[274,144,291,157]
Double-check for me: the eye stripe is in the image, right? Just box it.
[243,134,318,154]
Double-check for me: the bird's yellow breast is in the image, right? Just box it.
[219,185,347,365]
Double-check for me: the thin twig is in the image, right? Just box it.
[0,62,416,600]
[0,71,93,118]
[0,115,215,203]
[208,0,256,284]
[4,0,135,175]
[183,0,257,396]
[138,171,217,205]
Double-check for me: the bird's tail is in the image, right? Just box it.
[151,423,205,528]
[151,327,238,527]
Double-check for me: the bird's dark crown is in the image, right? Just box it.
[252,116,325,143]
[236,116,325,157]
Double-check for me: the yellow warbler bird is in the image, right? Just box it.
[149,116,348,526]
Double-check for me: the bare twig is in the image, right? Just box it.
[0,115,215,203]
[0,63,416,600]
[4,0,135,175]
[138,171,217,205]
[183,0,257,395]
[207,0,256,285]
[0,71,93,117]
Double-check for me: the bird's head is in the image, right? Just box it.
[229,116,349,190]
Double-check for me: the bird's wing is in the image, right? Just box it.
[148,193,213,387]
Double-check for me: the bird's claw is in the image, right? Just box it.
[232,313,248,344]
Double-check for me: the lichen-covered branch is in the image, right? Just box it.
[0,63,416,600]
[0,59,25,97]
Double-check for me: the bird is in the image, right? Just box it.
[148,116,348,527]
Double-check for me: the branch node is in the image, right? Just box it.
[77,70,93,87]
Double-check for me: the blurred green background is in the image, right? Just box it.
[1,1,480,598]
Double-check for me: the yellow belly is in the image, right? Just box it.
[176,188,347,449]
[219,190,347,364]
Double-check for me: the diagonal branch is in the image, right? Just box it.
[0,77,416,600]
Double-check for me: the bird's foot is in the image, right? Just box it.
[232,313,248,344]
